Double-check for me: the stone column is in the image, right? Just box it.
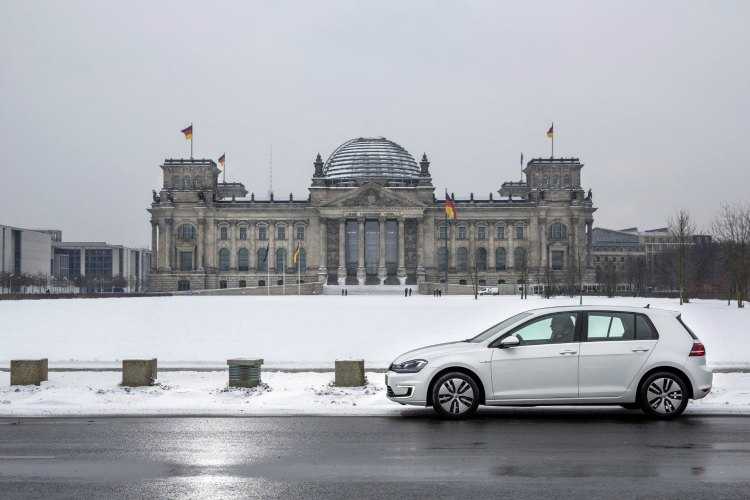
[449,221,456,273]
[196,219,205,271]
[269,221,276,273]
[337,219,346,285]
[229,222,238,271]
[416,217,425,283]
[150,221,158,271]
[377,216,386,285]
[540,219,548,269]
[357,217,365,285]
[397,217,406,285]
[318,218,328,283]
[508,221,515,269]
[207,218,216,270]
[585,220,593,267]
[249,222,257,272]
[80,248,86,277]
[165,219,173,270]
[488,222,496,272]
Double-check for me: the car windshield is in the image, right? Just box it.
[466,312,533,343]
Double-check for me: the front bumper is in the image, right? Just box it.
[385,371,429,406]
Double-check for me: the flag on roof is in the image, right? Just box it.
[218,153,225,167]
[546,123,554,139]
[444,190,457,220]
[181,124,193,140]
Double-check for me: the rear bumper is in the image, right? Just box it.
[689,364,713,399]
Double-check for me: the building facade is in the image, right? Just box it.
[148,137,597,292]
[52,241,152,292]
[0,224,52,277]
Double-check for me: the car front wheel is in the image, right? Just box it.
[431,372,480,419]
[639,372,689,419]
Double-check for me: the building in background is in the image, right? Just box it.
[0,225,53,291]
[148,136,597,292]
[52,241,151,292]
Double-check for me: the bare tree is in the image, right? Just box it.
[713,203,750,308]
[669,209,695,305]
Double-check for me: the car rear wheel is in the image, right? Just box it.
[639,372,688,419]
[431,372,480,419]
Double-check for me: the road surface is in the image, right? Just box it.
[2,408,750,499]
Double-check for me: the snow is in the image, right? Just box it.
[1,295,748,369]
[0,371,748,417]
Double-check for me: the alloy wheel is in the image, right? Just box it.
[647,377,684,415]
[437,378,475,415]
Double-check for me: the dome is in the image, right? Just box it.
[323,137,421,183]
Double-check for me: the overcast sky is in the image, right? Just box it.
[1,1,747,247]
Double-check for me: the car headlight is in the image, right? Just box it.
[389,359,428,373]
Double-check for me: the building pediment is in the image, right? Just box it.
[320,182,425,209]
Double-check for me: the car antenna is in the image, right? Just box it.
[645,304,650,308]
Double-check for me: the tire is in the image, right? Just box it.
[639,372,689,419]
[431,372,480,419]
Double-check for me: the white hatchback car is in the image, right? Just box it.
[386,305,712,419]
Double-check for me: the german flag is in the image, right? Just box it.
[218,153,225,167]
[292,242,302,264]
[546,123,554,139]
[444,190,457,220]
[181,124,193,140]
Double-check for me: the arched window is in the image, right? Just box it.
[476,247,487,271]
[457,247,468,272]
[177,224,196,241]
[276,248,287,272]
[495,248,507,271]
[237,248,249,271]
[437,247,449,272]
[295,248,307,272]
[183,176,192,189]
[257,248,268,271]
[550,222,567,241]
[514,247,527,269]
[220,226,228,241]
[219,248,230,271]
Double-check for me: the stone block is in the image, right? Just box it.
[122,359,158,387]
[227,358,263,388]
[10,359,47,386]
[335,360,366,387]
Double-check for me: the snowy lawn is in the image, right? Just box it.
[1,294,748,369]
[0,371,748,417]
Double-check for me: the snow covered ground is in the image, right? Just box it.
[1,294,749,369]
[1,371,748,417]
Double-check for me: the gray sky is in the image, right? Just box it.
[2,1,747,247]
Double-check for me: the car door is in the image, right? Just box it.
[490,312,581,401]
[578,312,658,398]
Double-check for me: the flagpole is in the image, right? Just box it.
[298,244,301,296]
[282,255,286,296]
[223,153,227,183]
[551,122,554,158]
[267,248,270,296]
[444,191,449,295]
[190,122,193,159]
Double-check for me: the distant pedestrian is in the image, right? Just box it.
[408,287,412,297]
[404,288,408,297]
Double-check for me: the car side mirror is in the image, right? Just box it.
[499,335,520,348]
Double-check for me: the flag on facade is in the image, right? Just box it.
[444,190,457,220]
[259,245,269,264]
[546,123,554,139]
[181,124,193,140]
[218,153,225,167]
[292,242,301,265]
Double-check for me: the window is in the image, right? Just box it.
[477,225,487,240]
[551,250,564,270]
[457,247,468,272]
[550,223,567,241]
[276,248,287,271]
[515,224,524,240]
[219,280,227,289]
[635,315,659,340]
[296,225,305,241]
[237,248,249,271]
[437,247,448,272]
[501,312,578,346]
[220,226,228,241]
[219,248,230,271]
[468,312,533,342]
[459,279,467,285]
[457,225,467,240]
[258,279,266,287]
[258,225,268,241]
[239,280,246,288]
[177,279,191,291]
[438,224,448,240]
[183,176,192,189]
[179,251,193,271]
[257,247,268,272]
[495,248,506,271]
[239,226,247,241]
[514,247,527,269]
[177,224,196,241]
[496,224,505,240]
[586,312,635,341]
[476,248,487,272]
[276,225,286,241]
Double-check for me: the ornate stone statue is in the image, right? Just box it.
[586,188,592,201]
[152,190,160,203]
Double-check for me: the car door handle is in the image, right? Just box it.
[559,350,577,355]
[632,348,650,352]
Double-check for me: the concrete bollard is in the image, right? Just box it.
[10,359,48,386]
[335,360,366,387]
[227,358,263,388]
[122,359,158,387]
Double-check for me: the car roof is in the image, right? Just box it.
[523,304,680,317]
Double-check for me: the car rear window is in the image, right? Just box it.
[635,314,659,340]
[676,315,698,340]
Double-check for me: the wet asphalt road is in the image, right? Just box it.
[1,408,750,499]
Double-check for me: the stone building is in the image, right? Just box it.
[147,137,597,292]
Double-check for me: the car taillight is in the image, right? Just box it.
[689,342,706,357]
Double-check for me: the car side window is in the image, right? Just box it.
[586,313,635,341]
[635,315,659,340]
[509,313,577,346]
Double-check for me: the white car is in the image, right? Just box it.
[386,305,712,419]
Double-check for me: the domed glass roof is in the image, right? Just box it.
[323,137,420,183]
